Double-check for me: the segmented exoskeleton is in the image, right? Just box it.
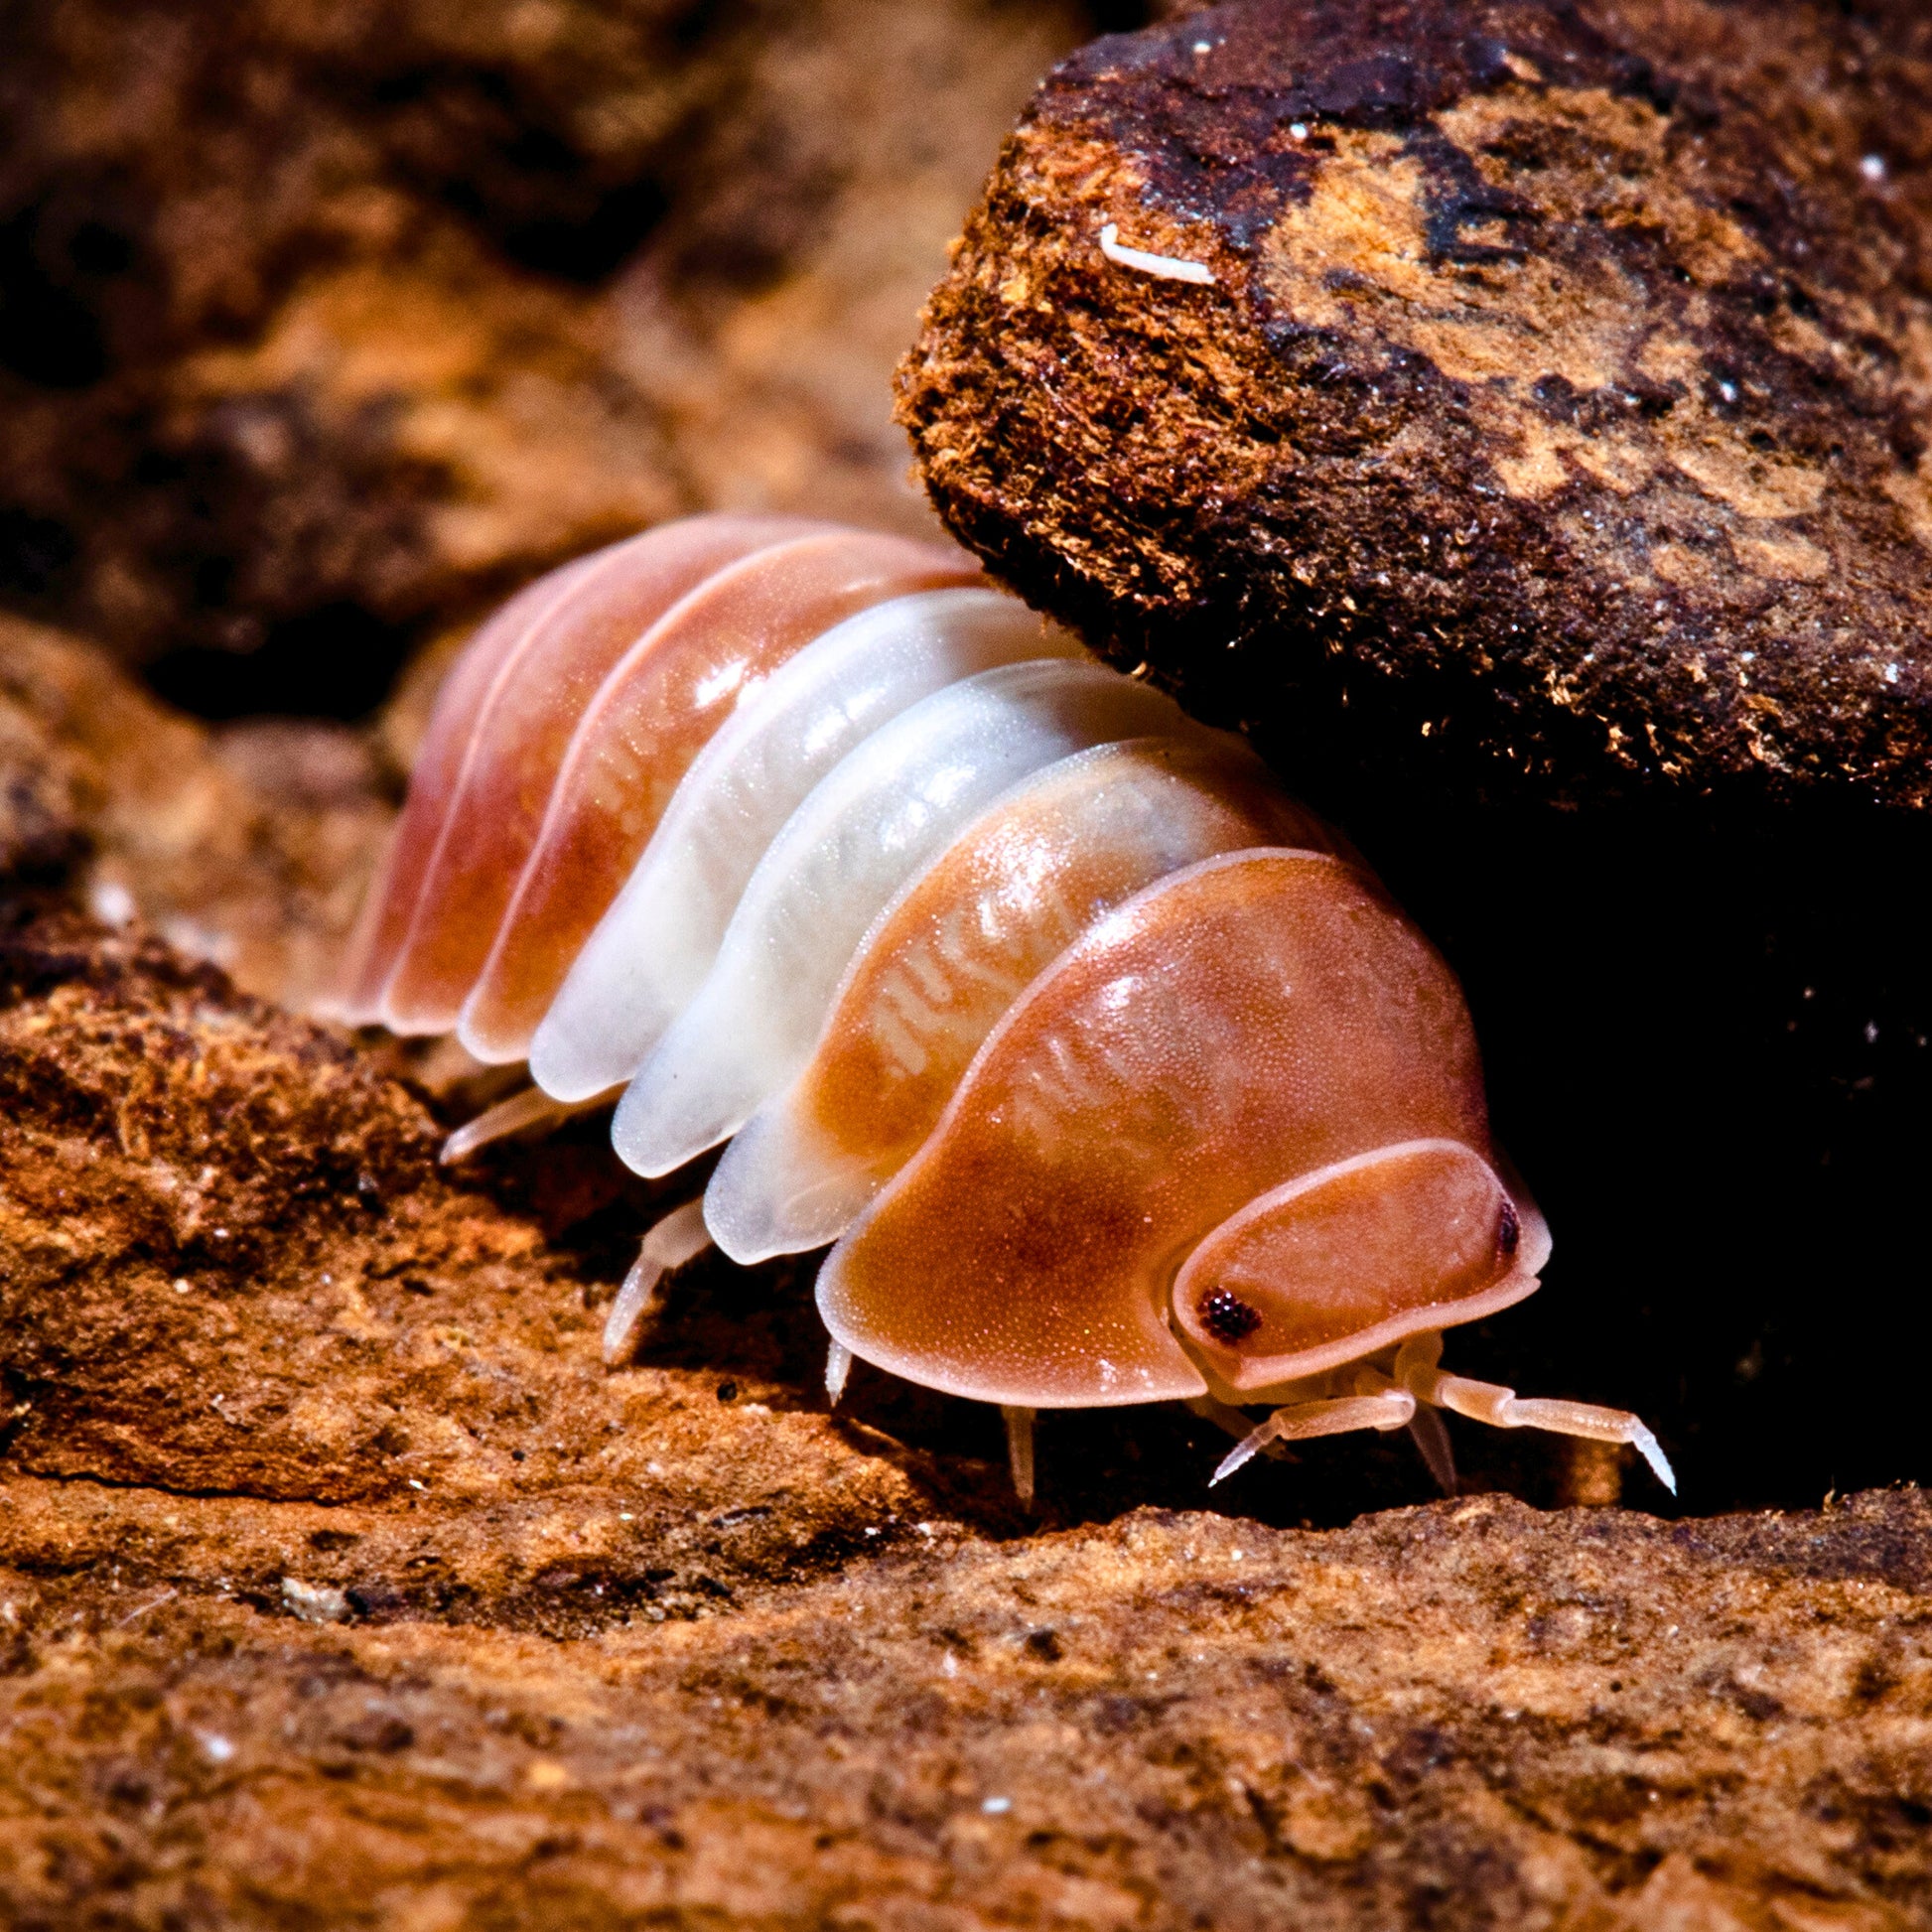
[333,514,1674,1499]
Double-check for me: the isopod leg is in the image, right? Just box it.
[1187,1394,1274,1444]
[1003,1405,1037,1505]
[440,1082,621,1166]
[1407,1402,1459,1495]
[1209,1378,1415,1486]
[1395,1335,1677,1494]
[825,1340,854,1405]
[603,1199,712,1368]
[1186,1395,1301,1476]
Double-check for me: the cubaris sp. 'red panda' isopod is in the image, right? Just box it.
[328,512,1675,1501]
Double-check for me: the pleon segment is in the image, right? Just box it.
[611,659,1194,1178]
[815,850,1494,1409]
[376,514,818,1034]
[330,545,609,1023]
[706,737,1336,1263]
[456,529,980,1060]
[528,587,1078,1102]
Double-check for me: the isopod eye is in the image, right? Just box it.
[1196,1289,1263,1344]
[1172,1140,1541,1394]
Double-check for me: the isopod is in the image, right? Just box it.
[333,512,1674,1499]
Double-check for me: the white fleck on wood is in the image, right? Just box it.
[1098,221,1215,285]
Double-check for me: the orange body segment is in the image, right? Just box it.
[457,529,982,1061]
[793,739,1335,1210]
[332,548,607,1022]
[816,850,1496,1409]
[376,515,818,1034]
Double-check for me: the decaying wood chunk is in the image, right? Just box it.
[897,0,1932,809]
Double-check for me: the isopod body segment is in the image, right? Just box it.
[334,513,1674,1497]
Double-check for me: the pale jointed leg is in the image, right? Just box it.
[1393,1332,1677,1493]
[825,1340,854,1406]
[1407,1401,1459,1495]
[1187,1396,1305,1474]
[1187,1394,1292,1453]
[1003,1406,1037,1505]
[441,1082,621,1166]
[1209,1369,1415,1486]
[603,1198,711,1367]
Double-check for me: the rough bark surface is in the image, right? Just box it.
[0,911,990,1540]
[897,0,1932,811]
[4,1474,1930,1926]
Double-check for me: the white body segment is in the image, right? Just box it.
[609,658,1194,1176]
[705,1103,854,1266]
[530,590,1080,1101]
[704,736,1301,1266]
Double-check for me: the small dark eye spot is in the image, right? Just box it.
[1498,1199,1520,1256]
[1199,1288,1262,1343]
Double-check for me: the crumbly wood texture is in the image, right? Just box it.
[897,0,1932,809]
[0,910,983,1539]
[5,1470,1930,1926]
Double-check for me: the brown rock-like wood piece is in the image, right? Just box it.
[3,1478,1929,1927]
[897,0,1932,810]
[0,909,985,1553]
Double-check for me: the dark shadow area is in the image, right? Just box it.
[368,63,674,284]
[143,604,417,722]
[1249,774,1932,1520]
[0,506,77,602]
[0,168,157,392]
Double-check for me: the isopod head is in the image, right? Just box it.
[1170,1139,1544,1394]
